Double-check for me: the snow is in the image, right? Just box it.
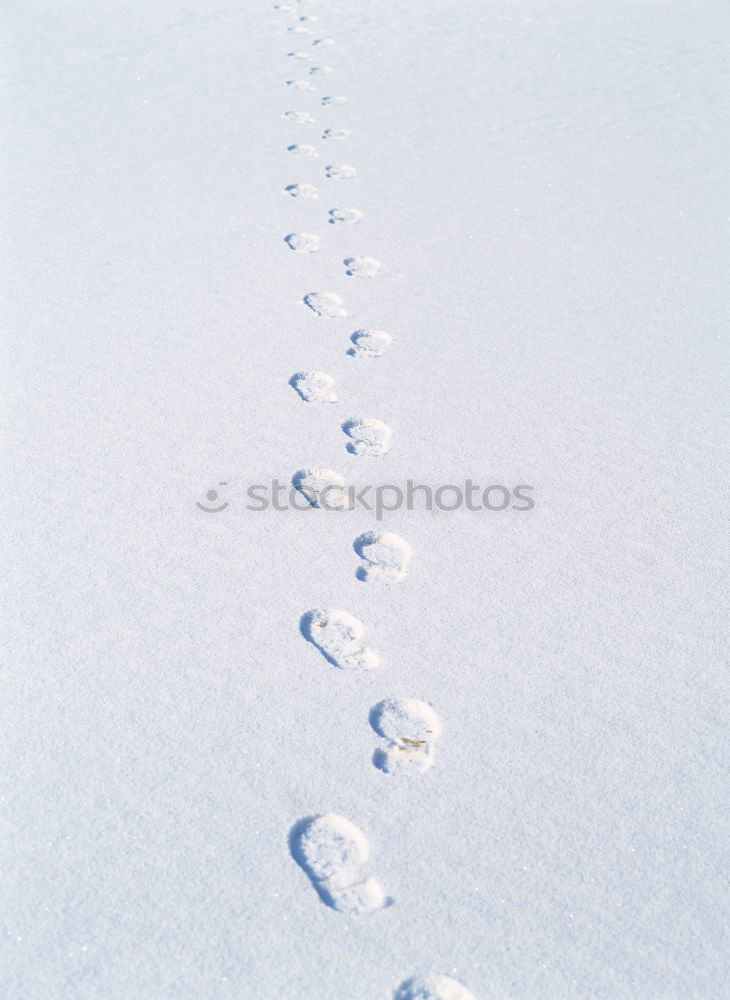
[2,0,728,997]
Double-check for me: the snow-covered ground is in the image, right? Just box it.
[2,1,728,997]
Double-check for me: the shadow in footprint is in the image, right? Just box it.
[288,816,339,909]
[299,610,337,666]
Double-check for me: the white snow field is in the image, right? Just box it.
[2,0,728,997]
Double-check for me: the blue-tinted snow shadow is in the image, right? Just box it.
[288,816,338,910]
[298,611,339,668]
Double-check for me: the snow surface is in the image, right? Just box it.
[2,0,729,997]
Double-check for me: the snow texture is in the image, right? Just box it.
[2,0,728,997]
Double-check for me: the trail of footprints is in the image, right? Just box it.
[275,3,475,995]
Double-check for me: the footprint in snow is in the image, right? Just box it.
[301,608,380,670]
[325,163,357,179]
[329,207,362,225]
[309,64,334,75]
[354,531,411,583]
[321,95,348,106]
[342,418,392,456]
[299,14,319,22]
[284,232,319,253]
[288,26,312,34]
[291,814,390,913]
[347,329,392,358]
[289,370,337,402]
[322,127,350,140]
[283,110,315,123]
[288,51,313,60]
[287,143,318,157]
[371,699,442,776]
[284,182,318,199]
[312,37,336,47]
[287,79,314,90]
[304,291,347,317]
[344,256,382,278]
[292,468,350,509]
[394,974,476,1000]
